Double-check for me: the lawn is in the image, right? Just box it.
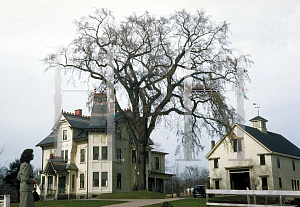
[144,195,282,207]
[144,198,207,207]
[10,200,126,207]
[96,191,167,199]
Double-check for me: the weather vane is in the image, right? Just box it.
[253,103,261,116]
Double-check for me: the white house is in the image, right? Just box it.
[205,115,300,191]
[36,92,172,200]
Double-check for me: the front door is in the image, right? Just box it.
[58,176,66,193]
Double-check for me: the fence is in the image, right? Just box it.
[206,189,300,207]
[0,195,10,207]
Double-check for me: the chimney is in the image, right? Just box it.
[75,109,82,116]
[211,140,215,149]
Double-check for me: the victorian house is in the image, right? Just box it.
[206,116,300,191]
[36,92,172,200]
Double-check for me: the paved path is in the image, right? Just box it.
[95,198,185,207]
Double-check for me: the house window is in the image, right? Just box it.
[237,139,242,152]
[42,176,45,190]
[262,177,268,190]
[65,150,68,162]
[292,160,295,171]
[277,157,280,168]
[215,180,220,189]
[260,155,265,165]
[214,159,219,168]
[93,172,99,187]
[72,175,75,189]
[132,150,136,163]
[80,174,84,188]
[117,149,121,160]
[102,172,108,187]
[61,150,64,159]
[93,147,99,160]
[292,179,299,191]
[233,139,237,152]
[80,149,85,162]
[48,176,53,190]
[117,173,121,188]
[102,146,107,160]
[279,177,282,188]
[63,130,67,140]
[155,157,159,169]
[145,151,149,164]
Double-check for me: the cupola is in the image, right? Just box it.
[249,116,268,134]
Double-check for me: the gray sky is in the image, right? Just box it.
[0,0,299,172]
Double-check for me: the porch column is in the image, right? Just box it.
[171,177,173,198]
[68,173,70,199]
[155,177,156,192]
[163,179,165,195]
[45,175,48,200]
[55,174,59,200]
[146,173,148,190]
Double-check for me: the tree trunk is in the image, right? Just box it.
[132,141,147,191]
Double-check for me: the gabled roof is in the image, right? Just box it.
[43,159,68,175]
[36,131,57,147]
[37,110,133,147]
[63,113,90,129]
[206,123,300,159]
[240,124,300,158]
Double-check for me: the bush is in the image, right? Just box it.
[161,201,173,207]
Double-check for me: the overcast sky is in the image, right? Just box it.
[0,0,299,172]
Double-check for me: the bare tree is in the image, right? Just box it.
[44,8,252,190]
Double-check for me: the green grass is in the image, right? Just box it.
[10,200,126,207]
[144,195,281,207]
[96,191,168,199]
[208,195,278,205]
[145,198,206,207]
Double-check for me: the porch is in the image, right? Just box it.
[147,172,173,195]
[41,158,78,200]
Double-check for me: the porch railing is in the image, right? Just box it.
[206,189,300,207]
[47,189,56,195]
[0,195,10,207]
[58,189,66,194]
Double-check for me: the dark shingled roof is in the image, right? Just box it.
[89,103,107,127]
[74,131,88,139]
[52,162,67,172]
[64,114,90,128]
[238,124,300,158]
[36,131,57,147]
[249,116,268,122]
[65,164,78,170]
[37,110,130,146]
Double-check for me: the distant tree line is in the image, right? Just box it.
[165,165,209,197]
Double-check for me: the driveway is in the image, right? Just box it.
[97,197,185,207]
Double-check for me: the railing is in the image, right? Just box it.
[0,195,10,207]
[47,189,56,195]
[58,189,66,194]
[206,189,300,207]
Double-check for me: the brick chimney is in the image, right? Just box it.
[75,109,82,116]
[211,140,215,149]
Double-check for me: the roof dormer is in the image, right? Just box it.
[249,116,268,134]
